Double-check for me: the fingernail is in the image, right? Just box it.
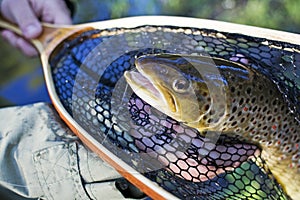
[23,24,40,38]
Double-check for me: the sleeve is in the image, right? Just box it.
[0,102,142,200]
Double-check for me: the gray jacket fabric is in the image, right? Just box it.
[0,102,133,199]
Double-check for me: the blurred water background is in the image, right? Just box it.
[0,0,299,107]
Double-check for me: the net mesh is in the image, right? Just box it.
[50,25,300,199]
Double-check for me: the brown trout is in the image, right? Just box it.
[124,54,300,199]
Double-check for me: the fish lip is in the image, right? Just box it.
[135,57,179,113]
[124,70,162,104]
[124,68,178,113]
[159,85,177,112]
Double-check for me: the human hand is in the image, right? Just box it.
[0,0,72,57]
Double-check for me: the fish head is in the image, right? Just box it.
[124,54,227,130]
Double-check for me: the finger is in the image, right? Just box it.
[15,37,38,57]
[2,30,38,57]
[42,0,72,24]
[7,0,42,39]
[1,30,18,48]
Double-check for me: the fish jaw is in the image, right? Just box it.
[124,70,178,116]
[124,55,206,129]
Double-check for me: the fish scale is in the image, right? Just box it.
[219,61,300,198]
[50,26,300,199]
[125,53,300,198]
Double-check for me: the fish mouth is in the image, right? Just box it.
[124,70,177,113]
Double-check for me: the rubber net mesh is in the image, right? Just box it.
[49,25,300,199]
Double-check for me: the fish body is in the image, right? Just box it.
[124,54,300,199]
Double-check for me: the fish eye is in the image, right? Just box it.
[172,78,190,93]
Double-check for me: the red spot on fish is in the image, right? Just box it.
[278,155,286,161]
[250,130,256,135]
[243,106,248,112]
[272,125,277,131]
[277,140,281,145]
[296,144,299,149]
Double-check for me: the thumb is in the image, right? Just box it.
[3,0,42,39]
